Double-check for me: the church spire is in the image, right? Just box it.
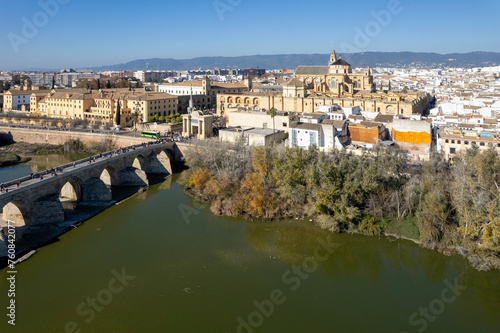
[329,48,337,66]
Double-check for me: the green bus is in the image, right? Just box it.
[141,131,160,139]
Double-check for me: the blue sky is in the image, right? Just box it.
[0,0,499,70]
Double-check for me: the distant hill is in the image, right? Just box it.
[91,51,500,71]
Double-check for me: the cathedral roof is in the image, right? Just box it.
[331,58,351,67]
[295,66,329,75]
[284,77,305,87]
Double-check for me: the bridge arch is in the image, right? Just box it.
[152,150,173,174]
[1,200,30,227]
[132,155,146,170]
[59,179,82,202]
[100,165,118,186]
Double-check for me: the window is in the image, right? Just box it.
[457,140,461,144]
[450,147,456,154]
[480,142,485,146]
[464,141,469,145]
[451,140,455,144]
[445,139,449,143]
[283,122,287,127]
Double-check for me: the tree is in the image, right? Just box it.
[159,116,165,122]
[3,81,10,91]
[85,83,91,91]
[288,111,296,122]
[106,80,111,89]
[52,76,56,89]
[115,99,121,126]
[130,111,140,131]
[269,107,277,143]
[402,86,409,93]
[97,79,101,89]
[388,80,391,91]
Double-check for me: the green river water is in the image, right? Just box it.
[0,155,499,333]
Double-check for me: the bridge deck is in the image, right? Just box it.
[0,141,175,196]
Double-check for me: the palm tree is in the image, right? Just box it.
[130,111,140,131]
[269,107,277,143]
[288,111,296,122]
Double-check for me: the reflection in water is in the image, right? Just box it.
[0,152,90,183]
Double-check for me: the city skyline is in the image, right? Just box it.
[0,0,499,70]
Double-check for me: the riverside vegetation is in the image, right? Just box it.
[180,140,500,271]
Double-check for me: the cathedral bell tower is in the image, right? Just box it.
[328,48,337,66]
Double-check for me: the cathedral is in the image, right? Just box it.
[287,49,375,97]
[217,48,430,117]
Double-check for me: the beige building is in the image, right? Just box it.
[158,76,250,112]
[33,89,177,126]
[217,49,430,117]
[4,89,51,111]
[440,133,500,160]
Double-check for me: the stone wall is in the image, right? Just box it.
[0,126,149,148]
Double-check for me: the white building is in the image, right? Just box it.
[289,123,322,148]
[219,127,284,146]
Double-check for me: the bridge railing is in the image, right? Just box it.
[0,140,171,190]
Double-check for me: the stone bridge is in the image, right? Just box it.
[0,142,178,228]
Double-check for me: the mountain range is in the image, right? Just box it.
[90,51,500,71]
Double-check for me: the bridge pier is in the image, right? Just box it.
[116,167,149,187]
[30,195,65,225]
[82,178,112,202]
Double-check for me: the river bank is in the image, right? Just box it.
[0,142,65,168]
[0,142,64,156]
[180,140,500,271]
